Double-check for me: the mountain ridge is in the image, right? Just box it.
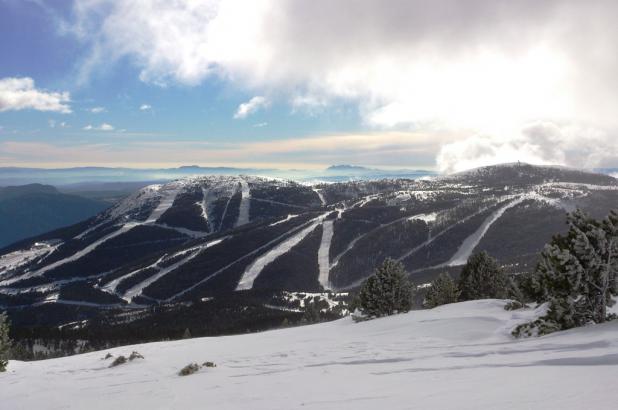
[0,164,616,339]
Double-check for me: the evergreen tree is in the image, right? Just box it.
[458,251,508,300]
[424,273,460,308]
[0,312,11,372]
[517,209,618,335]
[357,258,415,318]
[182,328,192,339]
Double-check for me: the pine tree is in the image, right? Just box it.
[424,273,460,308]
[0,312,11,372]
[182,328,192,339]
[357,258,415,318]
[519,209,618,334]
[458,252,508,300]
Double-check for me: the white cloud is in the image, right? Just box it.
[234,96,268,119]
[83,123,114,131]
[49,120,69,128]
[436,122,618,173]
[253,122,268,128]
[70,1,618,169]
[89,106,106,113]
[139,104,152,111]
[0,77,71,113]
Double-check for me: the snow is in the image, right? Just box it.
[236,218,324,291]
[269,214,299,226]
[445,197,528,266]
[145,184,182,223]
[3,299,618,410]
[313,187,326,205]
[0,242,60,277]
[118,239,225,302]
[235,178,251,227]
[408,212,438,223]
[199,187,211,228]
[0,224,136,287]
[317,220,334,289]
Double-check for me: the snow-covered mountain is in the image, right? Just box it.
[0,164,617,333]
[2,299,618,409]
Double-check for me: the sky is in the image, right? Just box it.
[0,0,617,173]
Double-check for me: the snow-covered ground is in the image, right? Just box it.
[3,300,617,410]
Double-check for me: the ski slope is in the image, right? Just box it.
[317,219,334,289]
[235,179,251,227]
[3,300,618,409]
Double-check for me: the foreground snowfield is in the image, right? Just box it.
[3,300,618,410]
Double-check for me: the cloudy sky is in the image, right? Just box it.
[1,0,617,172]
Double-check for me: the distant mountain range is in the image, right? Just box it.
[0,184,110,248]
[0,165,436,186]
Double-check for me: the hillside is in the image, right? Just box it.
[2,299,618,409]
[0,164,616,346]
[0,184,110,248]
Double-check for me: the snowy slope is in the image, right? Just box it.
[3,299,618,410]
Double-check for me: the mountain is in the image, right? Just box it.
[3,299,618,409]
[0,163,616,347]
[0,184,110,248]
[322,164,436,182]
[0,165,436,186]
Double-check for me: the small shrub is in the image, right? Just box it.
[129,351,144,361]
[202,361,216,368]
[179,363,200,376]
[103,353,113,360]
[109,355,127,367]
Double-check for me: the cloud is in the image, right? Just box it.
[253,122,268,128]
[0,77,71,113]
[89,106,106,113]
[436,122,618,173]
[69,1,618,169]
[0,131,448,168]
[48,120,69,128]
[83,123,114,131]
[139,104,152,111]
[234,96,269,119]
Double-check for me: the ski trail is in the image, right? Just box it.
[269,214,299,226]
[199,187,211,230]
[313,188,326,206]
[1,186,186,287]
[394,204,500,264]
[121,238,224,302]
[235,213,329,291]
[218,185,237,232]
[74,220,109,240]
[250,198,308,209]
[330,213,427,269]
[102,255,165,295]
[444,196,528,266]
[165,216,328,301]
[154,223,209,238]
[236,222,321,291]
[145,186,181,223]
[235,178,251,227]
[317,220,334,290]
[0,224,136,286]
